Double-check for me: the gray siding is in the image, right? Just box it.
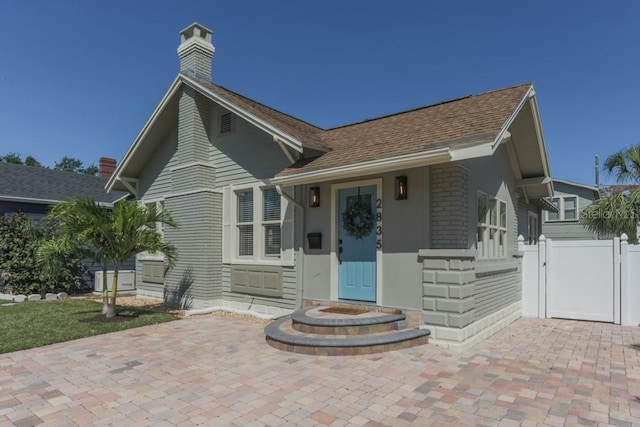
[466,144,518,256]
[542,181,597,240]
[138,126,178,199]
[430,163,469,249]
[0,201,49,218]
[222,264,298,310]
[473,264,521,320]
[210,104,290,189]
[163,191,221,307]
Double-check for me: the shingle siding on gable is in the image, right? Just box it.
[430,163,469,249]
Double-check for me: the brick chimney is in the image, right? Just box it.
[99,157,116,179]
[177,23,214,81]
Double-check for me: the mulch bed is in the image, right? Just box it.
[79,314,139,323]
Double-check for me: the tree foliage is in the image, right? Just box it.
[0,213,87,294]
[0,153,98,175]
[603,144,640,184]
[580,143,640,242]
[1,152,26,164]
[54,155,98,176]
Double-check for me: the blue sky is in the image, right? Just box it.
[0,1,638,186]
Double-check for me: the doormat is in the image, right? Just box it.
[319,307,368,315]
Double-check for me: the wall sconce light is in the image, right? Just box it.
[395,176,408,200]
[309,186,320,207]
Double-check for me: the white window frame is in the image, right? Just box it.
[138,198,165,261]
[477,191,508,259]
[545,196,579,222]
[226,183,288,266]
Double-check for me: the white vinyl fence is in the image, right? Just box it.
[521,234,640,325]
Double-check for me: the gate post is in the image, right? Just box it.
[620,234,629,325]
[538,235,547,318]
[613,236,621,324]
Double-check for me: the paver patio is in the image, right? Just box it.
[1,315,639,426]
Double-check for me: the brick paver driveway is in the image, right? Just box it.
[1,315,639,426]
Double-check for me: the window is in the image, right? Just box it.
[237,190,253,256]
[546,196,578,222]
[262,188,281,257]
[220,112,234,134]
[234,187,282,259]
[477,191,508,258]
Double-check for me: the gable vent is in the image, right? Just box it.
[220,112,233,134]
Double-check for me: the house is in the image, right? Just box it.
[541,179,599,240]
[107,23,554,350]
[0,158,125,219]
[0,158,131,290]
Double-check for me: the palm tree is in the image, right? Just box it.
[48,199,115,313]
[603,144,640,184]
[103,201,177,317]
[580,144,640,242]
[47,199,177,317]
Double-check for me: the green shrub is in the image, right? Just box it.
[0,213,88,294]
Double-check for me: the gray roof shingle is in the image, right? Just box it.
[0,162,127,204]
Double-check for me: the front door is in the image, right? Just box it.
[338,185,377,302]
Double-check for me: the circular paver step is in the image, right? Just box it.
[291,305,407,335]
[265,315,430,356]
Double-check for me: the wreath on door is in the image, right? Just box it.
[342,193,374,240]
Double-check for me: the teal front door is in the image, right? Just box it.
[338,185,377,302]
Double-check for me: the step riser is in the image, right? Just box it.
[292,321,402,335]
[266,335,429,356]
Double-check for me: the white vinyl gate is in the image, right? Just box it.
[520,235,640,325]
[546,240,616,322]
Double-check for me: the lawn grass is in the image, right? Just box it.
[0,299,178,354]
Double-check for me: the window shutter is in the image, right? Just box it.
[222,187,232,263]
[281,186,295,266]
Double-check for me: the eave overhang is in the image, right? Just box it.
[271,148,452,186]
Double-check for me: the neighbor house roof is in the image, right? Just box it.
[275,83,532,179]
[0,162,128,206]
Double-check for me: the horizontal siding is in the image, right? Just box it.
[210,105,290,189]
[542,221,596,240]
[163,191,222,307]
[474,267,521,320]
[138,126,178,199]
[221,264,297,310]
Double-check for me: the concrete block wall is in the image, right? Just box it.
[430,163,469,249]
[419,249,476,329]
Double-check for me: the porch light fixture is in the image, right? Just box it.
[309,187,320,207]
[395,176,408,200]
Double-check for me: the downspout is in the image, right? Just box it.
[276,185,306,308]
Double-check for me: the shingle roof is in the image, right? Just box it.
[276,83,532,177]
[0,162,128,204]
[188,76,329,151]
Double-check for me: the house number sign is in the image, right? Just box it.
[376,198,383,249]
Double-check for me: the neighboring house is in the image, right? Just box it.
[0,158,131,290]
[541,179,599,240]
[107,23,554,350]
